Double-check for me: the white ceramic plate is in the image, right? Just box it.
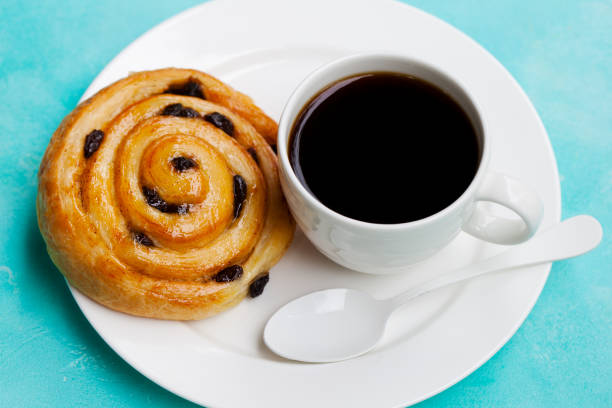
[71,0,561,406]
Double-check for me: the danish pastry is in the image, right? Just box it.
[37,68,294,320]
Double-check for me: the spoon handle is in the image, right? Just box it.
[389,215,602,308]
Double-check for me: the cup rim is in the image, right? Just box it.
[277,52,490,231]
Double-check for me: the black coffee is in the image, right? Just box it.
[289,72,481,224]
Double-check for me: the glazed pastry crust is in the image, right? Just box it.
[37,68,294,320]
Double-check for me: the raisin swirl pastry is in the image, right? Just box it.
[37,68,294,320]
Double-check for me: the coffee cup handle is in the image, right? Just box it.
[462,172,544,245]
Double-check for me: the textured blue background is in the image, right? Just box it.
[0,0,610,406]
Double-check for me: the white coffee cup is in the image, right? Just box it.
[277,54,543,274]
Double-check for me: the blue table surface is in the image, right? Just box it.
[1,0,610,406]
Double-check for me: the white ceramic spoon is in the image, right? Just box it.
[264,215,602,363]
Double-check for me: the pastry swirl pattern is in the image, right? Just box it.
[37,68,294,320]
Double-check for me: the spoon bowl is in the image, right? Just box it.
[264,289,392,362]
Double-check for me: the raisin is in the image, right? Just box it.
[233,175,247,218]
[177,203,190,215]
[171,156,197,171]
[161,103,183,117]
[270,144,277,154]
[142,186,167,211]
[213,265,243,283]
[204,112,234,136]
[133,231,154,247]
[84,129,104,158]
[142,186,188,214]
[164,80,205,99]
[246,147,259,165]
[161,103,200,118]
[249,273,269,297]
